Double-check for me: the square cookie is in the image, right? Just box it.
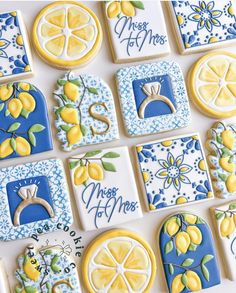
[0,159,73,241]
[103,0,170,63]
[69,147,143,230]
[0,11,33,82]
[211,201,236,281]
[167,0,236,54]
[116,61,191,136]
[136,133,213,212]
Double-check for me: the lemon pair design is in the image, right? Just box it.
[215,202,236,238]
[107,1,145,18]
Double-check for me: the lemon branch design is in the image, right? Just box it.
[70,150,120,186]
[107,1,145,19]
[215,202,236,238]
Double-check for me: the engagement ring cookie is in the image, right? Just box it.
[54,71,119,151]
[69,147,142,230]
[32,1,102,69]
[103,0,170,63]
[211,201,236,281]
[167,0,236,54]
[159,212,221,293]
[116,61,191,137]
[188,51,236,118]
[15,243,81,292]
[0,10,33,82]
[0,159,73,241]
[206,121,236,198]
[0,82,52,160]
[136,133,213,212]
[82,229,156,293]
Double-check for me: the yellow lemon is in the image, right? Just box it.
[16,35,24,46]
[226,174,236,193]
[176,231,190,254]
[0,138,13,158]
[23,256,40,282]
[171,274,185,293]
[88,163,104,181]
[219,157,235,173]
[121,1,135,16]
[19,92,36,112]
[107,1,121,18]
[64,82,79,102]
[67,125,83,146]
[19,82,30,91]
[166,218,180,236]
[0,84,13,101]
[186,226,202,245]
[221,130,235,150]
[60,107,79,124]
[184,214,197,224]
[8,98,23,118]
[16,137,31,156]
[220,216,235,237]
[74,166,89,185]
[186,271,202,291]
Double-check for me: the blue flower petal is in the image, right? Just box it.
[153,194,161,204]
[13,68,24,74]
[142,150,152,158]
[14,60,25,68]
[195,194,206,200]
[5,17,13,25]
[147,193,152,204]
[187,140,194,149]
[156,202,168,209]
[22,54,29,65]
[196,185,207,193]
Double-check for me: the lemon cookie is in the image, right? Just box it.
[82,229,156,292]
[188,51,236,118]
[69,146,142,230]
[159,212,220,293]
[32,1,102,69]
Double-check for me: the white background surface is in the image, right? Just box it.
[0,1,236,292]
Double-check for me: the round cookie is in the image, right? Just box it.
[82,229,156,293]
[188,51,236,118]
[32,1,102,69]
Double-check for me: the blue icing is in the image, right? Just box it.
[132,75,176,118]
[7,176,53,225]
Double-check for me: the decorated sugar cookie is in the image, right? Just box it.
[136,133,213,212]
[188,51,236,118]
[82,229,156,292]
[32,1,102,68]
[0,159,73,241]
[211,201,236,281]
[0,82,52,160]
[15,243,81,292]
[206,121,236,198]
[116,61,191,136]
[103,0,170,63]
[159,212,221,293]
[54,71,119,151]
[0,10,33,82]
[168,1,236,54]
[69,147,142,230]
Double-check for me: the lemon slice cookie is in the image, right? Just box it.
[188,51,236,118]
[32,1,102,68]
[82,229,156,293]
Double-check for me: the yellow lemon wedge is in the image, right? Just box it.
[63,81,79,102]
[220,216,235,237]
[74,166,89,185]
[0,138,13,158]
[16,137,31,156]
[67,125,83,146]
[60,107,79,124]
[186,226,202,245]
[186,271,202,291]
[0,84,13,101]
[82,229,156,293]
[171,274,185,293]
[18,92,36,113]
[8,98,23,118]
[88,163,104,181]
[23,256,40,282]
[188,51,236,118]
[32,1,102,68]
[175,231,191,254]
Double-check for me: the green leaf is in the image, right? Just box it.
[88,87,98,94]
[215,212,224,220]
[5,109,10,116]
[201,254,214,265]
[218,173,227,182]
[50,255,61,273]
[19,273,28,282]
[228,156,234,163]
[84,150,102,157]
[176,217,181,226]
[229,202,236,210]
[10,138,16,151]
[57,79,67,86]
[0,103,4,111]
[168,263,174,275]
[196,216,205,224]
[102,152,120,158]
[28,132,36,146]
[60,125,71,132]
[15,288,21,293]
[216,135,223,144]
[181,258,194,267]
[25,286,37,293]
[29,124,45,133]
[55,106,64,116]
[130,1,145,9]
[188,243,197,251]
[70,79,81,86]
[44,250,53,255]
[46,282,52,293]
[7,83,13,89]
[65,104,75,108]
[102,161,116,172]
[222,147,231,157]
[201,263,210,281]
[181,273,188,287]
[20,108,29,118]
[164,240,173,254]
[69,160,80,169]
[80,124,87,136]
[177,249,181,256]
[61,94,68,102]
[30,85,37,92]
[7,122,21,132]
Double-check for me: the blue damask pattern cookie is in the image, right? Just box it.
[168,0,236,54]
[0,159,73,241]
[136,133,214,211]
[0,10,33,82]
[116,61,191,136]
[0,82,53,160]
